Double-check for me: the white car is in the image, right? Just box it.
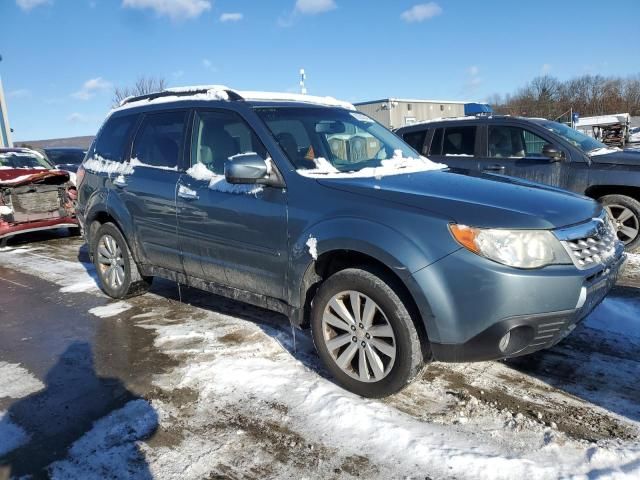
[629,127,640,143]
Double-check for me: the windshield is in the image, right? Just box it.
[539,120,607,154]
[46,149,86,165]
[255,107,422,173]
[0,152,53,169]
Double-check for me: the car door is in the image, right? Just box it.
[176,108,288,300]
[426,125,481,171]
[116,110,187,272]
[477,123,570,188]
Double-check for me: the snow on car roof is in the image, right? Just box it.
[112,85,355,113]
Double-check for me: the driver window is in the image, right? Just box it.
[191,111,267,174]
[488,126,547,158]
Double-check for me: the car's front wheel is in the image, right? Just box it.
[601,194,640,252]
[93,222,153,299]
[310,267,426,398]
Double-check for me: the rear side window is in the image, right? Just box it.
[92,115,137,162]
[402,130,427,155]
[132,111,187,169]
[442,126,476,156]
[429,128,444,155]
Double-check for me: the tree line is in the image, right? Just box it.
[487,74,640,121]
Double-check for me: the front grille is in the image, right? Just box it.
[528,320,567,348]
[12,190,60,214]
[557,213,619,270]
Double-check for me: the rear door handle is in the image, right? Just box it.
[483,164,506,172]
[178,184,199,201]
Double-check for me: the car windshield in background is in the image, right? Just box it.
[46,149,86,166]
[540,120,607,154]
[0,152,53,169]
[255,107,420,173]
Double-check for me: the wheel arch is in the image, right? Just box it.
[584,184,640,202]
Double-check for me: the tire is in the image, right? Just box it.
[310,266,426,398]
[92,222,152,299]
[600,194,640,253]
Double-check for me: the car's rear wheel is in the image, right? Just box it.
[311,267,425,398]
[93,222,152,299]
[601,194,640,252]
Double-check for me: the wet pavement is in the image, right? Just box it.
[0,230,639,479]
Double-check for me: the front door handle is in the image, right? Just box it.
[178,184,199,201]
[483,164,506,172]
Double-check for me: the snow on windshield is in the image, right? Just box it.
[298,150,446,179]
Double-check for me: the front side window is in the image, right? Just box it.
[255,107,420,172]
[488,126,547,158]
[442,126,476,156]
[190,110,267,174]
[93,115,137,162]
[132,111,187,169]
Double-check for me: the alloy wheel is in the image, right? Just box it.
[605,204,640,245]
[321,290,396,383]
[97,234,125,290]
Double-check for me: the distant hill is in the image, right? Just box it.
[15,135,95,150]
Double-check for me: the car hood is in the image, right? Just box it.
[317,168,600,230]
[589,150,640,166]
[0,168,70,186]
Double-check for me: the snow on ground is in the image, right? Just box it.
[1,237,640,478]
[88,301,133,318]
[0,362,44,400]
[48,400,158,479]
[0,412,29,457]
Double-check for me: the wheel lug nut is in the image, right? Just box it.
[352,336,357,342]
[365,333,370,339]
[351,325,356,331]
[361,341,366,347]
[359,323,364,329]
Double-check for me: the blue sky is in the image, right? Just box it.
[1,0,639,141]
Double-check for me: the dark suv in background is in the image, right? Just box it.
[77,86,623,397]
[397,116,640,251]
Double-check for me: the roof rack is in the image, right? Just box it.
[120,87,244,106]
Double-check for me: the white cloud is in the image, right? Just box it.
[465,65,482,93]
[220,12,243,22]
[400,2,442,23]
[67,113,90,124]
[294,0,336,15]
[541,63,552,74]
[202,59,217,72]
[16,0,51,11]
[8,89,31,99]
[122,0,211,21]
[71,77,112,100]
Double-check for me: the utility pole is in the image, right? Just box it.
[0,54,14,147]
[299,68,307,95]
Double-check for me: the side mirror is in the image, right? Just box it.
[541,144,564,162]
[225,153,284,188]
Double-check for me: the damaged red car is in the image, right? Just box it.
[0,148,78,247]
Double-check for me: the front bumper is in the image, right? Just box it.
[0,217,79,240]
[412,245,625,363]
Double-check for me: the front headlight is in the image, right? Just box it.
[449,224,567,269]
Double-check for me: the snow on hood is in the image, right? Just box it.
[297,150,447,179]
[589,146,622,156]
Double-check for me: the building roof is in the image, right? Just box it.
[354,98,472,106]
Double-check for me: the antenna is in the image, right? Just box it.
[299,68,307,95]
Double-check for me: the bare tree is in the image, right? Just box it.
[112,76,167,107]
[488,73,640,119]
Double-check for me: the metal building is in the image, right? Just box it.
[0,76,12,147]
[354,98,468,130]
